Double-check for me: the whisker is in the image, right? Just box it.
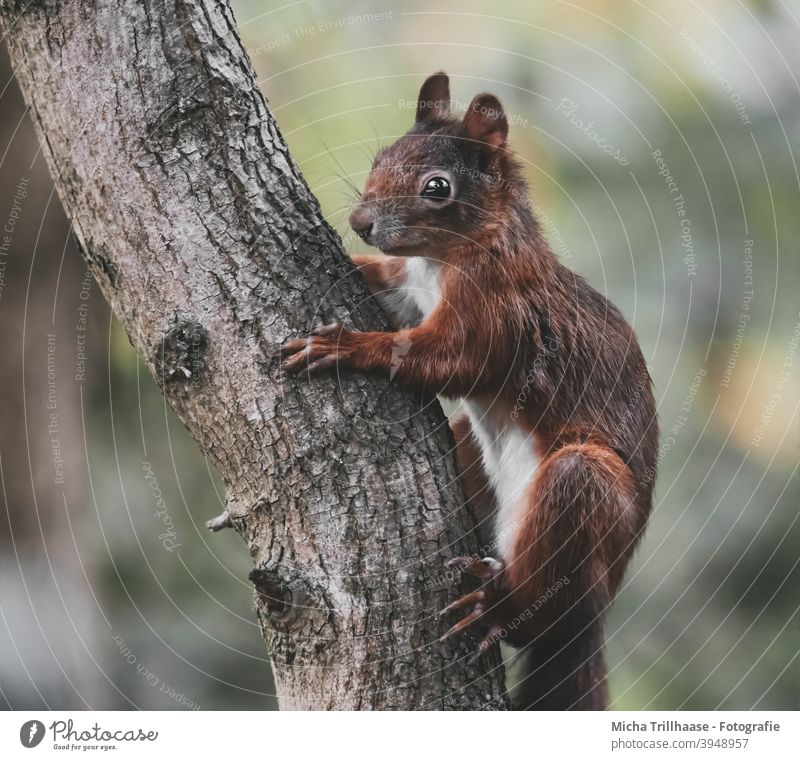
[319,137,362,200]
[352,142,376,167]
[364,117,383,156]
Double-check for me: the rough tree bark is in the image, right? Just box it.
[0,0,510,709]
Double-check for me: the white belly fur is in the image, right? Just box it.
[396,258,537,560]
[464,400,539,561]
[404,256,442,319]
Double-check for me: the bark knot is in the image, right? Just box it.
[248,567,290,615]
[155,317,209,384]
[248,564,332,637]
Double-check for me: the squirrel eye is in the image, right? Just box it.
[421,176,451,201]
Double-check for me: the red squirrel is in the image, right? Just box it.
[281,72,659,710]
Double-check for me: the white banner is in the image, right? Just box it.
[1,711,796,759]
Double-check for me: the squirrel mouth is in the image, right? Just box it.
[376,231,426,254]
[378,240,423,254]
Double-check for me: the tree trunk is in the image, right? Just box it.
[0,0,509,709]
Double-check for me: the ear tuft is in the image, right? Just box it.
[416,72,450,123]
[462,93,508,151]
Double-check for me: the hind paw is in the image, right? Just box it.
[439,556,506,658]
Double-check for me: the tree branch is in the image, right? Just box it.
[0,0,510,709]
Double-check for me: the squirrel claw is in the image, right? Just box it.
[439,606,485,642]
[439,589,485,616]
[279,324,355,376]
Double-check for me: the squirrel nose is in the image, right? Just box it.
[349,207,374,241]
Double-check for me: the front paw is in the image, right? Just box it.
[279,322,358,376]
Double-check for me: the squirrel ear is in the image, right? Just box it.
[416,72,450,123]
[463,93,508,151]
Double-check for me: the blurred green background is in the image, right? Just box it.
[1,0,798,710]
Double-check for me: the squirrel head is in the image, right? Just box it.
[349,72,525,255]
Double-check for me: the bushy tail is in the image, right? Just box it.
[503,442,642,710]
[507,625,608,710]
